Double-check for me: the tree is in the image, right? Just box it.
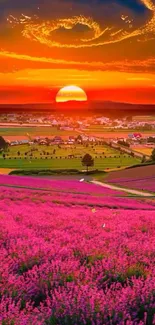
[81,154,94,173]
[126,116,132,122]
[148,137,155,143]
[0,136,8,150]
[141,155,146,163]
[118,140,130,148]
[151,148,155,161]
[76,135,82,143]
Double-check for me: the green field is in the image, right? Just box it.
[0,157,140,170]
[1,126,155,137]
[0,143,140,170]
[0,127,77,137]
[85,125,155,134]
[4,144,121,158]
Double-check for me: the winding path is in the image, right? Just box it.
[92,180,153,197]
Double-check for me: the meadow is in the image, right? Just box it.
[0,176,155,324]
[0,127,78,138]
[0,144,140,170]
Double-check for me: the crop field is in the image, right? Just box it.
[1,126,155,141]
[131,146,153,156]
[85,125,155,138]
[0,127,78,138]
[0,175,155,324]
[0,144,140,170]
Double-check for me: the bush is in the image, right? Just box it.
[9,169,106,176]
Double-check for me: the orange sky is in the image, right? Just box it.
[0,0,155,104]
[0,69,154,104]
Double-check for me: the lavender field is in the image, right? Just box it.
[107,176,155,194]
[0,176,155,324]
[106,166,155,194]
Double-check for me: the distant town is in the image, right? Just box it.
[0,113,155,153]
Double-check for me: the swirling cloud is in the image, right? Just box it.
[7,0,155,49]
[0,0,153,76]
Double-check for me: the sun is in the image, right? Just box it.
[56,85,87,103]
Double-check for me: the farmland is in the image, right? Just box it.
[0,175,155,324]
[105,164,155,193]
[0,143,140,170]
[84,125,155,139]
[0,126,78,138]
[131,145,153,156]
[1,126,155,141]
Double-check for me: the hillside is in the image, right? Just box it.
[105,164,155,192]
[0,101,155,115]
[0,175,155,324]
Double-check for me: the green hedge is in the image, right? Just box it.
[9,169,106,176]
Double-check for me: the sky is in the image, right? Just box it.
[0,0,155,104]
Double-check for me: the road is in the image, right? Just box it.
[92,180,153,197]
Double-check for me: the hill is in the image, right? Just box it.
[0,101,155,116]
[105,164,155,192]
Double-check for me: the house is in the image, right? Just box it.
[18,140,29,145]
[88,137,96,143]
[52,136,64,144]
[10,141,19,146]
[68,140,74,144]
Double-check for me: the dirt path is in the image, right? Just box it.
[92,180,153,197]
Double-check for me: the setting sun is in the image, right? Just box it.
[56,85,87,103]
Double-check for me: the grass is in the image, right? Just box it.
[1,126,155,137]
[0,127,78,137]
[85,126,155,134]
[5,144,121,158]
[0,157,140,170]
[0,143,140,170]
[131,148,153,156]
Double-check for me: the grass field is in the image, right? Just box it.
[86,125,155,133]
[0,127,78,137]
[5,144,121,158]
[0,157,140,170]
[131,146,153,156]
[0,143,140,170]
[85,126,155,139]
[1,126,155,140]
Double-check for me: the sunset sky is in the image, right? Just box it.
[0,0,155,104]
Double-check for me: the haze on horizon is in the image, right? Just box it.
[0,0,155,105]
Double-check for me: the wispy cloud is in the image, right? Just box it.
[127,77,153,81]
[0,50,155,73]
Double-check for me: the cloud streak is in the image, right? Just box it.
[0,49,155,73]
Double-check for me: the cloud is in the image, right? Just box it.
[127,77,153,81]
[0,0,155,76]
[1,49,155,73]
[6,0,155,50]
